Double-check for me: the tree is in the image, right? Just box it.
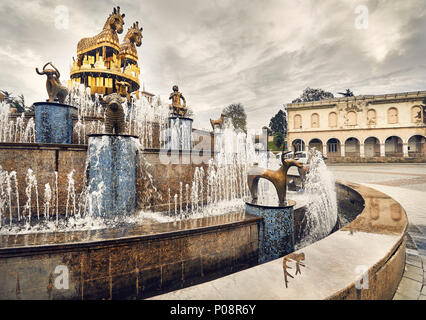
[222,103,247,132]
[292,87,334,103]
[269,109,287,136]
[0,90,28,113]
[273,132,284,149]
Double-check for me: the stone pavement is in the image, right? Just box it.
[327,164,426,300]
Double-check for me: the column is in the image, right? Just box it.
[380,143,385,157]
[341,144,345,157]
[403,143,409,158]
[360,143,365,158]
[322,144,327,158]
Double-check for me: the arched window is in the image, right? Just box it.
[387,107,399,124]
[311,113,320,128]
[346,111,357,126]
[367,109,376,125]
[328,112,337,128]
[294,114,302,129]
[411,106,423,123]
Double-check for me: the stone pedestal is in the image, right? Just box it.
[165,117,193,150]
[86,134,138,218]
[245,200,296,264]
[34,102,77,144]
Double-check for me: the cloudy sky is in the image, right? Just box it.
[1,0,425,129]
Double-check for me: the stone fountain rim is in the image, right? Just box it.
[33,101,78,110]
[87,133,139,139]
[244,199,297,209]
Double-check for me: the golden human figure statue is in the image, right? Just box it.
[169,85,187,117]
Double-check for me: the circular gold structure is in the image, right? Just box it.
[69,7,142,97]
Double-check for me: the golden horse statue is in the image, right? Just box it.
[119,21,143,61]
[36,62,68,103]
[248,151,307,206]
[76,6,125,64]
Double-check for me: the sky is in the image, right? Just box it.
[0,0,425,130]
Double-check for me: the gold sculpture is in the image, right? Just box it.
[100,93,126,134]
[169,85,187,117]
[70,7,143,97]
[36,62,68,104]
[76,6,125,64]
[247,151,307,206]
[116,81,131,101]
[119,21,143,62]
[210,113,226,130]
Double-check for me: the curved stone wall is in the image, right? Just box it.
[0,213,261,299]
[152,181,407,300]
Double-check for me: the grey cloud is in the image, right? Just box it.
[0,0,425,129]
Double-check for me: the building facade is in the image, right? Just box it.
[287,91,426,159]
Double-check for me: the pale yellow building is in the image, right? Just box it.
[287,91,426,159]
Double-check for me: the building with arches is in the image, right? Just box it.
[287,91,426,160]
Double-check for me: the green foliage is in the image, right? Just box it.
[292,87,334,103]
[222,103,247,132]
[0,90,29,113]
[273,132,284,149]
[269,109,287,135]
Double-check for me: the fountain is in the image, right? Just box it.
[0,5,405,301]
[245,151,307,263]
[166,85,193,151]
[34,62,77,144]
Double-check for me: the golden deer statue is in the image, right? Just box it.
[210,113,226,130]
[248,151,307,206]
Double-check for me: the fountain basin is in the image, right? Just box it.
[0,212,261,299]
[165,117,193,151]
[86,134,139,218]
[245,200,296,263]
[151,181,407,300]
[34,102,77,144]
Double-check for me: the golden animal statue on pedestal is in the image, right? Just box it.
[76,6,125,64]
[36,62,68,104]
[248,151,307,206]
[169,85,187,117]
[100,93,126,135]
[119,21,143,61]
[210,113,226,130]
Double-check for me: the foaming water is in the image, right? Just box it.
[0,97,337,241]
[295,149,338,249]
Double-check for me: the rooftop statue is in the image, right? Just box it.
[169,85,187,117]
[76,6,125,64]
[248,151,307,206]
[36,62,68,104]
[100,93,126,135]
[338,89,354,97]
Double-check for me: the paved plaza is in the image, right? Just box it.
[327,163,426,300]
